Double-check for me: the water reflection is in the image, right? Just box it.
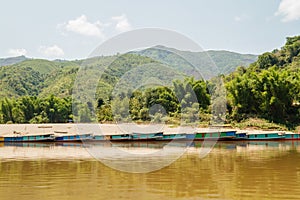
[1,141,300,199]
[1,141,300,160]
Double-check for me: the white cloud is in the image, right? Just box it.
[275,0,300,22]
[64,15,105,38]
[39,45,64,58]
[59,14,132,39]
[8,48,27,57]
[234,16,242,22]
[111,14,132,32]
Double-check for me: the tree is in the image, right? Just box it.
[0,98,14,123]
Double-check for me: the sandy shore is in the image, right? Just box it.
[0,123,238,136]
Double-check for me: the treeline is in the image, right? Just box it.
[96,77,211,124]
[0,95,72,123]
[0,78,211,124]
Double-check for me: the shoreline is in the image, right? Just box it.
[0,123,291,136]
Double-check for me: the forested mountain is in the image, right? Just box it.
[207,50,257,74]
[0,48,256,99]
[0,59,80,98]
[0,55,28,67]
[134,46,257,78]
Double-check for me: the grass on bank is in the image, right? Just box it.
[231,118,288,131]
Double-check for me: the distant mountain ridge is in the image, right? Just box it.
[206,50,258,74]
[0,47,258,98]
[0,55,28,66]
[134,45,258,79]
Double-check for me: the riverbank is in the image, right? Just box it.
[0,123,241,136]
[0,123,295,136]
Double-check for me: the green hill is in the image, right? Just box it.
[0,54,161,99]
[0,59,81,98]
[0,47,257,99]
[206,50,258,74]
[134,46,257,79]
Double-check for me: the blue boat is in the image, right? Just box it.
[93,135,113,141]
[93,135,106,141]
[193,130,237,140]
[54,132,93,142]
[110,134,131,141]
[161,133,187,140]
[242,131,285,140]
[130,132,163,141]
[284,132,300,140]
[1,132,55,142]
[186,133,196,140]
[224,130,237,138]
[235,132,247,140]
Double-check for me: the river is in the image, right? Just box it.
[1,141,300,199]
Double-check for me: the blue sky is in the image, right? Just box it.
[1,0,300,59]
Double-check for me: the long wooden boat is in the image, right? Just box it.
[161,133,187,141]
[130,132,163,141]
[110,134,131,141]
[239,131,285,140]
[235,132,248,140]
[0,132,55,142]
[186,133,196,140]
[223,130,237,139]
[93,135,112,141]
[284,132,300,140]
[54,131,93,142]
[193,130,237,141]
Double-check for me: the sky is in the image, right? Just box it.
[1,0,300,60]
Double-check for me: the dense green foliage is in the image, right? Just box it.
[96,77,211,124]
[226,35,300,128]
[0,95,72,123]
[0,78,211,124]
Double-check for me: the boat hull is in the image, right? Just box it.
[130,132,163,141]
[192,131,237,141]
[54,133,93,142]
[160,133,187,141]
[284,133,300,140]
[236,132,285,140]
[109,134,131,141]
[1,134,55,142]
